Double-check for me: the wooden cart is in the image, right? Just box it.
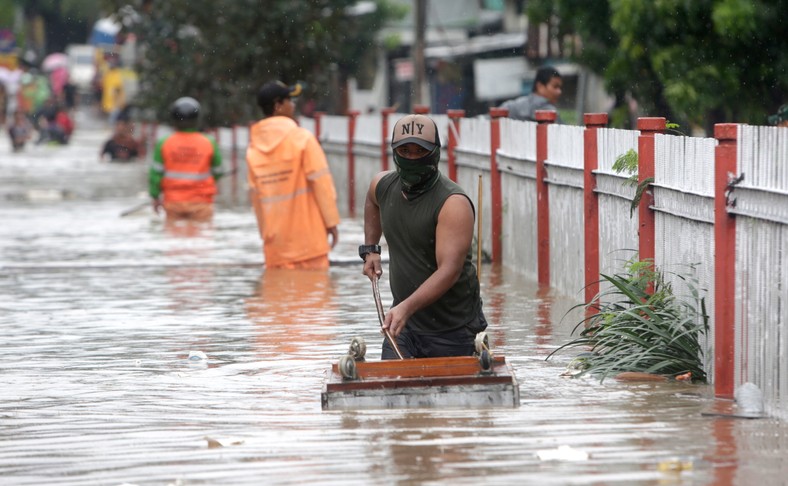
[321,337,520,410]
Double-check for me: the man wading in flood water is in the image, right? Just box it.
[361,114,487,359]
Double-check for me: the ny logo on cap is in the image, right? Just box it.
[400,121,425,136]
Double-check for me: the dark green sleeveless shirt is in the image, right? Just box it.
[376,172,481,334]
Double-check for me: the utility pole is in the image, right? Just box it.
[412,0,426,109]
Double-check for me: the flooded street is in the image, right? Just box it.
[2,114,788,485]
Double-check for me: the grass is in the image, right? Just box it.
[548,259,709,383]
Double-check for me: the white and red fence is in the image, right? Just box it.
[155,109,787,418]
[308,109,787,419]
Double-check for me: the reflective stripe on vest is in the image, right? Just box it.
[164,170,213,181]
[258,186,311,204]
[306,167,330,181]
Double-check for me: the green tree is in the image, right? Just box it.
[528,0,788,132]
[0,1,16,28]
[99,0,404,126]
[21,0,101,52]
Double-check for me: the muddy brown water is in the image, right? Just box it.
[1,121,787,485]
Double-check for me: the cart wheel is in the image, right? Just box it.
[479,349,492,373]
[474,332,489,354]
[338,355,357,380]
[348,336,367,360]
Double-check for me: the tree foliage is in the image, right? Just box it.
[99,0,403,126]
[528,0,788,131]
[8,0,101,53]
[38,0,101,19]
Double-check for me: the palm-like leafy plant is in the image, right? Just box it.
[549,259,709,383]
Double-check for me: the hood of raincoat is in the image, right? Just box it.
[249,116,299,153]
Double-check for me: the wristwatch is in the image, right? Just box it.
[359,244,381,261]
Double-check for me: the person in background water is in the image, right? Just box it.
[47,104,74,144]
[101,117,145,162]
[246,80,340,270]
[0,82,7,126]
[768,104,788,128]
[499,66,563,123]
[7,109,34,152]
[101,57,125,122]
[149,97,223,222]
[33,96,58,144]
[32,97,73,145]
[361,114,487,359]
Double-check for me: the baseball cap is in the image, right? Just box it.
[391,114,441,151]
[768,104,788,125]
[257,80,302,107]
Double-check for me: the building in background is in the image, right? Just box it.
[349,0,611,122]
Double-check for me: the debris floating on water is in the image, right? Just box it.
[536,445,589,461]
[735,382,764,414]
[613,371,668,382]
[205,437,223,449]
[187,351,208,369]
[204,436,245,449]
[658,457,694,473]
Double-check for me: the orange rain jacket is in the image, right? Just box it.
[150,131,222,203]
[246,116,340,267]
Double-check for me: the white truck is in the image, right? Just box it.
[65,44,96,94]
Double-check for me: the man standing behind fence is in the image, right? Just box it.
[246,80,340,270]
[499,66,564,123]
[769,104,788,128]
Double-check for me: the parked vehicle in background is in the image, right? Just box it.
[65,44,96,94]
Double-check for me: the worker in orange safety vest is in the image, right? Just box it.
[246,80,340,269]
[149,97,223,221]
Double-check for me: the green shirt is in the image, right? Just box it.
[376,172,482,334]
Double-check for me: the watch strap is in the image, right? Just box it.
[359,244,382,260]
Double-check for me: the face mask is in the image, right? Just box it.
[393,147,441,196]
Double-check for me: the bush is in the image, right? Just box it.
[548,259,709,383]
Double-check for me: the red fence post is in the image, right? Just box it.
[140,121,148,146]
[314,111,325,141]
[139,121,150,157]
[714,123,738,399]
[229,125,239,201]
[347,110,360,218]
[447,109,465,182]
[231,125,238,174]
[535,110,557,287]
[413,104,429,115]
[636,117,665,272]
[583,113,608,316]
[489,107,508,263]
[381,107,395,171]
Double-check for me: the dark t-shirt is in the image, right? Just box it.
[376,171,482,334]
[103,137,140,161]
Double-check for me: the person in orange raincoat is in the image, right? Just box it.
[149,97,223,221]
[246,80,340,270]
